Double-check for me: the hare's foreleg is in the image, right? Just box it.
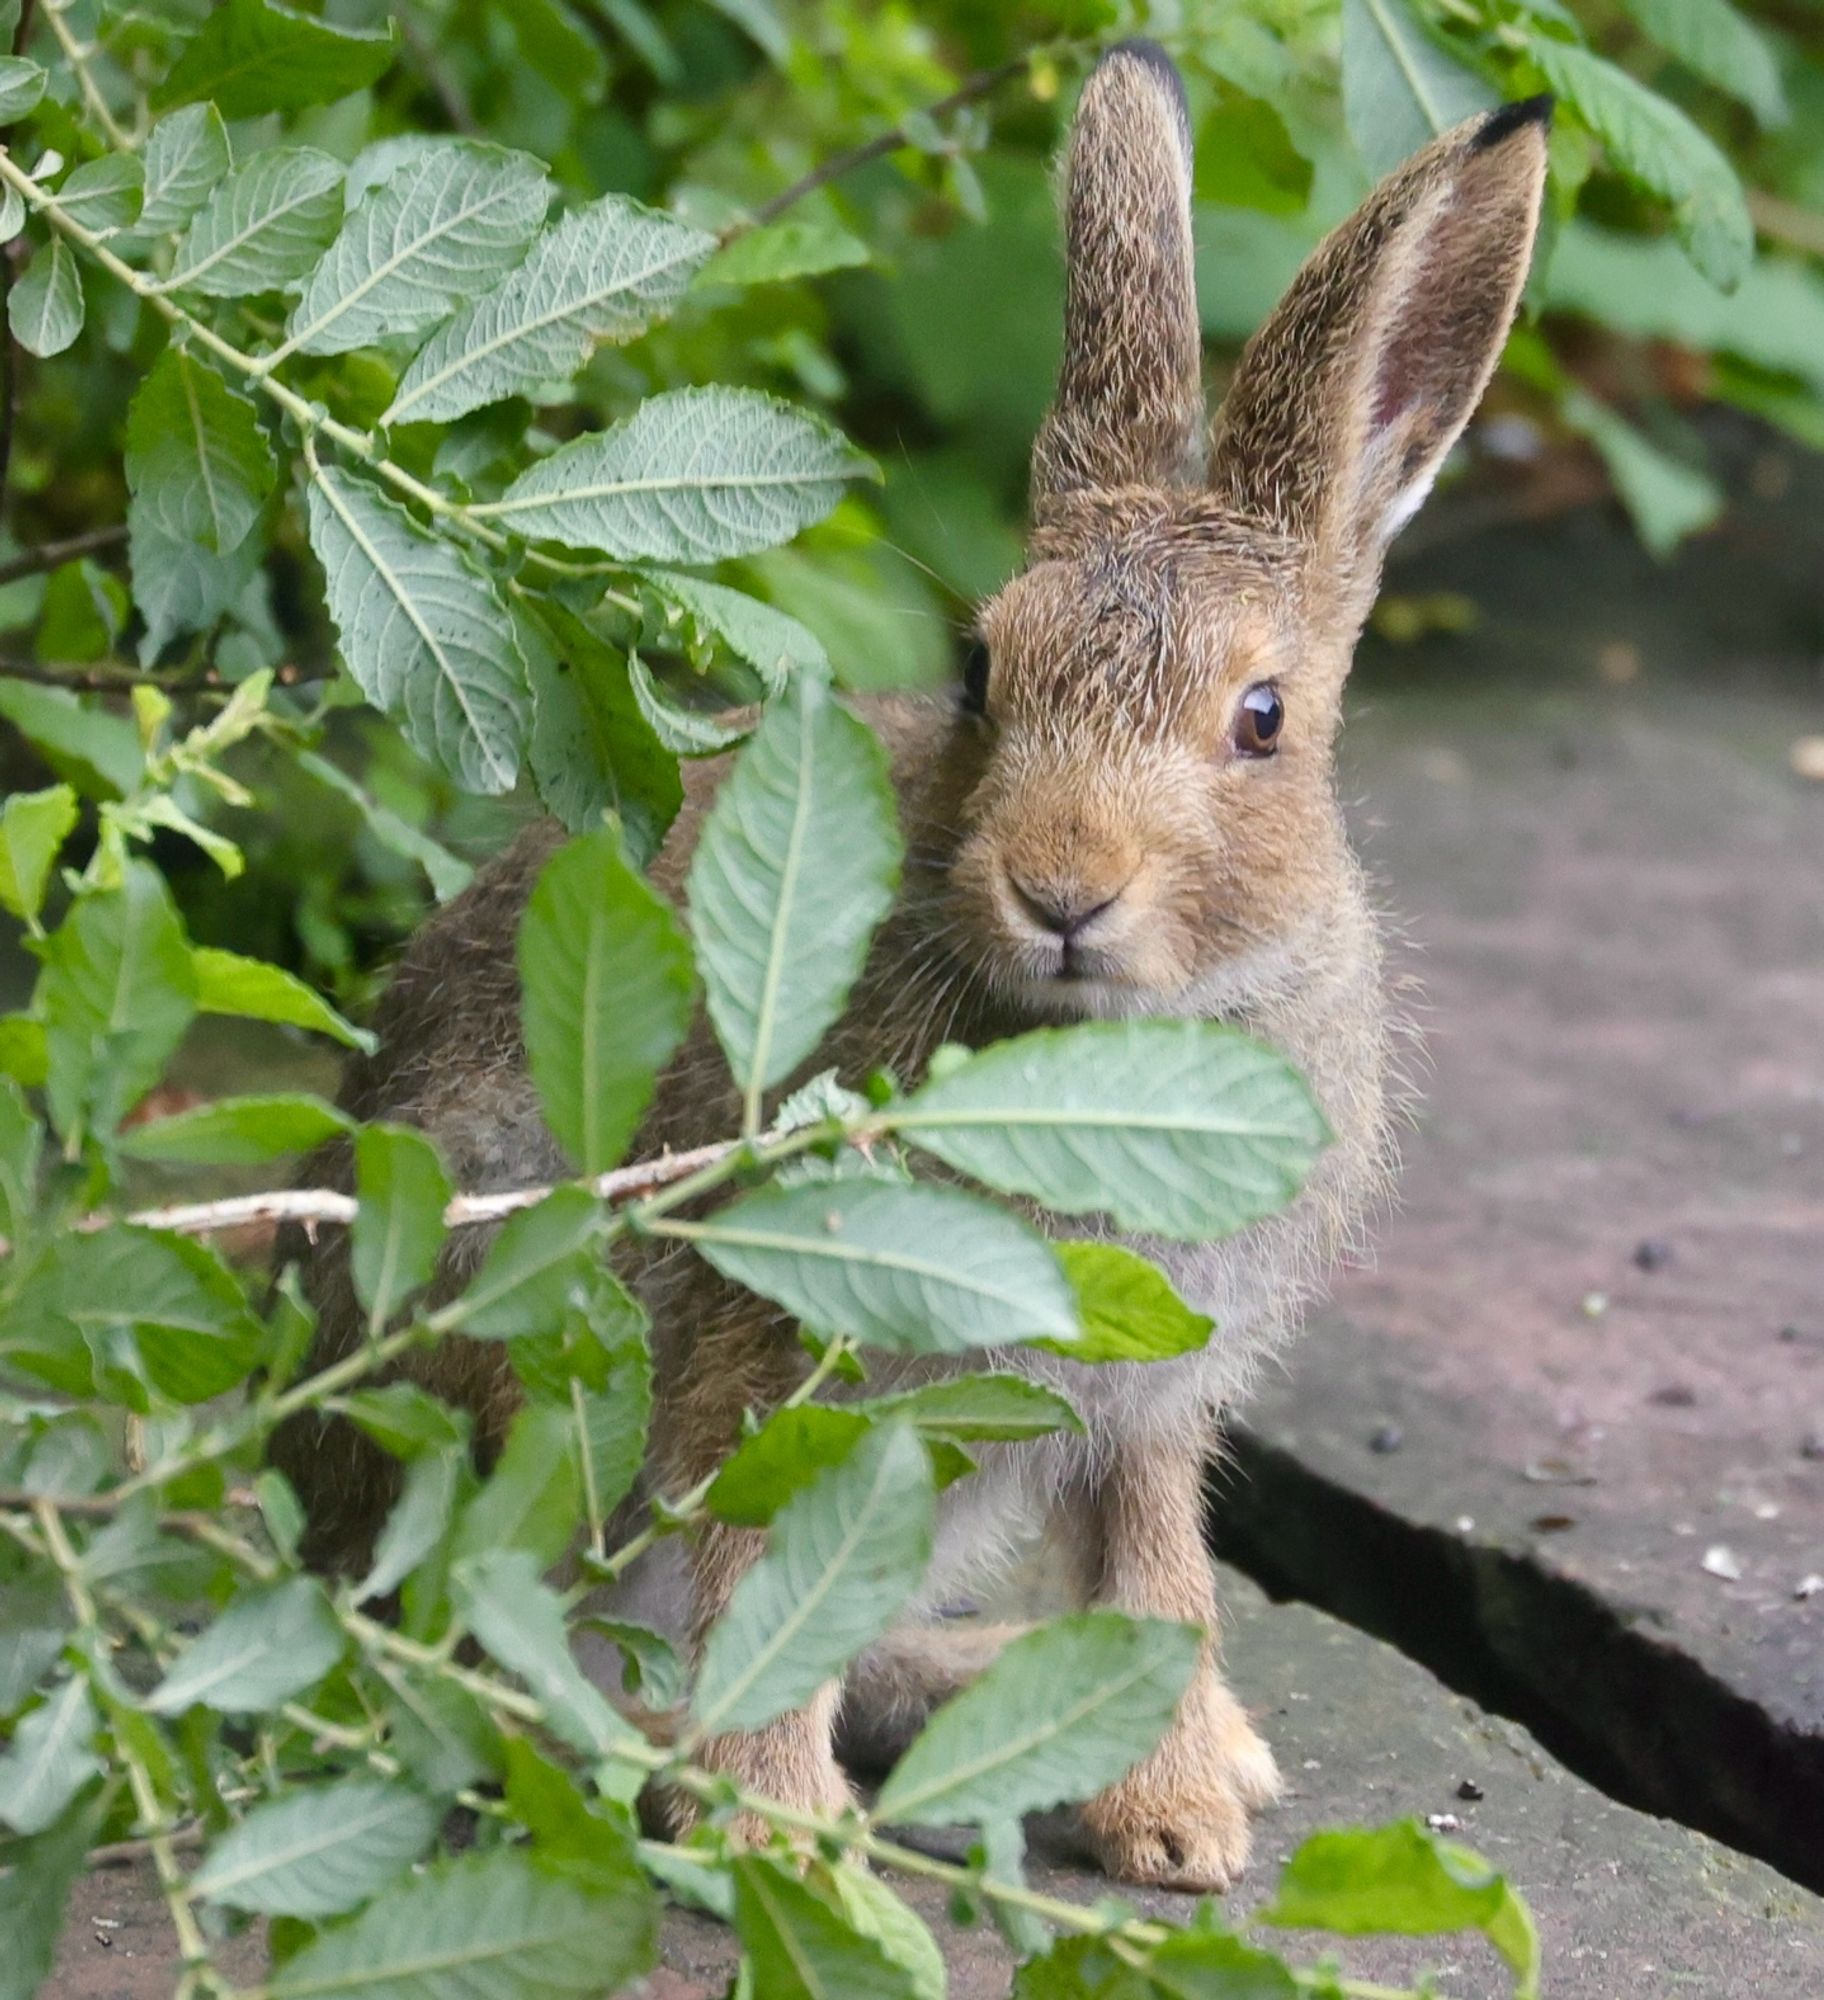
[1077,1439,1280,1891]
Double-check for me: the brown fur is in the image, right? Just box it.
[273,46,1548,1889]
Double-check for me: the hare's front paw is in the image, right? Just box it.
[1079,1678,1281,1892]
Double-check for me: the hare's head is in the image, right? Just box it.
[940,42,1548,1020]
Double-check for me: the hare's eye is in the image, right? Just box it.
[960,636,992,718]
[1233,682,1284,758]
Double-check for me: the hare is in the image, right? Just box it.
[275,44,1550,1891]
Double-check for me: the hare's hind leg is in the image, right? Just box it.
[1077,1439,1279,1892]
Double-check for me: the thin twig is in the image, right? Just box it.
[0,522,128,585]
[1747,187,1824,260]
[732,53,1042,237]
[0,651,318,691]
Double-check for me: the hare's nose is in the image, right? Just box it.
[1008,872,1120,941]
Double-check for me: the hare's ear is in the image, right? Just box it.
[1210,99,1551,604]
[1030,41,1205,516]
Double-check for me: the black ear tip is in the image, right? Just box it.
[1096,37,1189,117]
[1473,93,1555,151]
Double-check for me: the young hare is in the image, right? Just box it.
[277,45,1549,1890]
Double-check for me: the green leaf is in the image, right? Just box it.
[57,156,144,238]
[706,1404,872,1526]
[387,193,713,424]
[191,1778,440,1917]
[0,1790,105,2000]
[688,677,900,1118]
[704,0,789,61]
[824,1864,945,2000]
[1341,0,1493,177]
[119,1092,350,1164]
[139,105,232,235]
[451,1549,644,1760]
[295,748,474,902]
[474,387,873,562]
[732,1856,917,2000]
[125,348,276,557]
[128,491,262,661]
[899,1021,1329,1242]
[352,1123,452,1329]
[0,784,77,927]
[147,1577,345,1715]
[626,653,748,754]
[8,238,83,359]
[875,1611,1201,1827]
[0,1079,42,1251]
[156,0,398,117]
[286,142,549,358]
[164,148,347,298]
[447,1185,600,1339]
[517,827,695,1176]
[1561,384,1723,556]
[356,1442,461,1604]
[268,1846,657,2000]
[1044,1241,1214,1363]
[0,56,45,121]
[1528,36,1752,290]
[0,1678,101,1835]
[1,1225,265,1405]
[1617,0,1785,127]
[0,684,142,799]
[861,1374,1084,1442]
[675,1179,1081,1355]
[192,945,375,1050]
[642,569,830,692]
[520,601,682,863]
[39,865,197,1141]
[702,216,870,288]
[340,1381,470,1460]
[451,1402,579,1567]
[307,462,530,796]
[693,1420,934,1734]
[1262,1821,1539,1999]
[1194,85,1312,217]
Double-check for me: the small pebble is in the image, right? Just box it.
[1426,1812,1464,1834]
[1791,735,1824,782]
[1795,1574,1823,1601]
[1633,1238,1674,1272]
[1649,1383,1697,1408]
[1582,1291,1609,1319]
[1369,1424,1404,1455]
[1753,1500,1782,1521]
[1457,1778,1485,1802]
[1702,1544,1743,1581]
[1455,1514,1476,1534]
[1800,1432,1824,1461]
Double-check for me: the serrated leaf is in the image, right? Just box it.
[296,748,474,901]
[268,1845,656,2000]
[626,653,748,754]
[119,1092,350,1163]
[706,1405,873,1526]
[192,945,374,1050]
[451,1401,578,1567]
[861,1374,1083,1441]
[0,1788,104,2000]
[0,683,142,800]
[9,238,83,359]
[1619,0,1786,126]
[164,148,347,298]
[1341,0,1493,176]
[898,1021,1329,1242]
[156,0,397,117]
[356,1445,461,1606]
[1,1225,264,1405]
[1529,35,1752,289]
[447,1185,600,1339]
[517,826,695,1176]
[1559,382,1723,556]
[0,184,22,242]
[702,216,870,287]
[340,1382,470,1461]
[0,1079,41,1249]
[0,784,77,926]
[732,1856,917,2000]
[386,193,713,424]
[1263,1822,1538,1998]
[875,1612,1201,1826]
[694,1419,934,1734]
[128,491,262,660]
[57,156,143,237]
[689,677,899,1119]
[0,56,45,121]
[147,1577,344,1714]
[191,1778,439,1917]
[674,1178,1081,1355]
[451,1549,643,1761]
[39,864,196,1141]
[139,105,231,235]
[352,1122,452,1329]
[286,142,549,358]
[126,347,275,557]
[308,463,529,796]
[1042,1241,1214,1363]
[643,570,828,694]
[521,602,681,863]
[0,1678,101,1835]
[473,386,872,562]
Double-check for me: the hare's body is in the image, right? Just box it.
[280,44,1548,1889]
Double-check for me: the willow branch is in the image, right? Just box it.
[0,522,129,585]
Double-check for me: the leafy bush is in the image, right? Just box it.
[0,0,1807,1991]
